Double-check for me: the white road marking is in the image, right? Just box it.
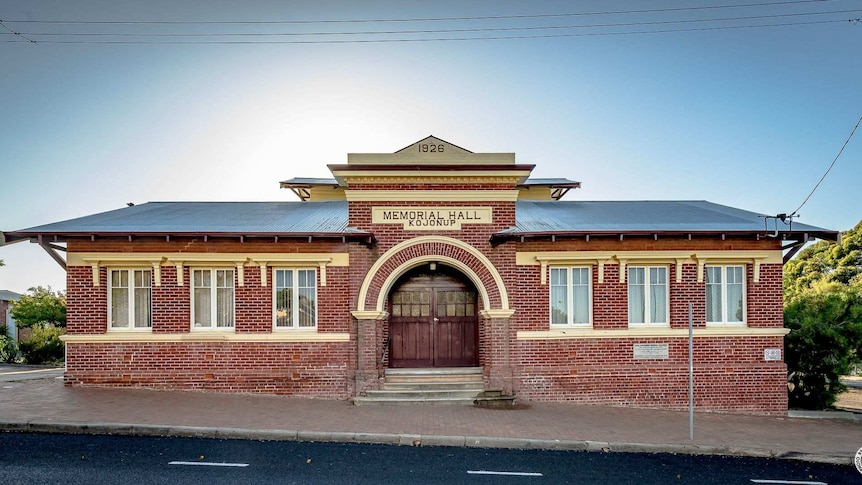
[169,461,249,467]
[750,480,827,485]
[0,368,63,376]
[468,470,543,477]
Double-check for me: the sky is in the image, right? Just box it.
[1,0,860,295]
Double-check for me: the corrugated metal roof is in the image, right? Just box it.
[501,200,834,236]
[279,177,580,187]
[279,177,339,186]
[0,290,22,302]
[520,178,580,186]
[8,201,362,237]
[4,199,836,242]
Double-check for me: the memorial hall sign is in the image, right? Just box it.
[372,207,492,230]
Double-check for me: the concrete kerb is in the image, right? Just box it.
[0,420,852,466]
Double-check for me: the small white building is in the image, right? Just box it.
[0,290,22,342]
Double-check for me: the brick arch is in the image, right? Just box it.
[356,236,509,314]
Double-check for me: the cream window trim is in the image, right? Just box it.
[693,253,770,283]
[253,256,333,287]
[517,326,789,340]
[72,252,348,288]
[522,250,781,285]
[81,257,164,287]
[61,331,351,344]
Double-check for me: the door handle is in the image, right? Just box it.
[433,318,439,323]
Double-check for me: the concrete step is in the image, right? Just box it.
[364,389,484,400]
[383,381,484,391]
[353,396,477,406]
[473,390,517,409]
[385,367,482,376]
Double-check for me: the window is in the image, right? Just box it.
[628,266,668,326]
[274,269,317,329]
[706,265,745,324]
[109,269,151,330]
[192,269,234,329]
[549,267,591,326]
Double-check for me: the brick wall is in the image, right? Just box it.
[516,336,787,415]
[61,220,790,413]
[64,237,358,397]
[65,341,354,397]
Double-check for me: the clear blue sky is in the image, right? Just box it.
[1,0,860,294]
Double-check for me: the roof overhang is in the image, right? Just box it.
[327,164,536,186]
[490,228,839,247]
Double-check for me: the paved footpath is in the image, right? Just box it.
[1,368,861,466]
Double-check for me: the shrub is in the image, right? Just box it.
[0,335,18,363]
[18,325,65,365]
[784,283,861,409]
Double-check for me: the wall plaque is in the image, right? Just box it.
[372,207,492,230]
[633,343,669,360]
[764,348,782,361]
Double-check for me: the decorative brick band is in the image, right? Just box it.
[356,236,509,313]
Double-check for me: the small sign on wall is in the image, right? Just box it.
[764,348,782,361]
[633,343,669,360]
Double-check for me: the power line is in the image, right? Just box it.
[0,20,34,43]
[1,18,857,45]
[790,114,862,217]
[0,0,837,25]
[5,9,857,38]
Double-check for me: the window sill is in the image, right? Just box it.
[62,331,350,343]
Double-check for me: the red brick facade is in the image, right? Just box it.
[57,138,796,415]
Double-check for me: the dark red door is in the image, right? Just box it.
[388,270,478,368]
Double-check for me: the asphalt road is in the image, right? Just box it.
[0,432,858,484]
[0,364,64,383]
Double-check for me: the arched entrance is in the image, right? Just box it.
[388,263,479,368]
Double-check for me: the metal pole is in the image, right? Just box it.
[689,303,694,440]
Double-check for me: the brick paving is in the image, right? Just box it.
[1,374,861,464]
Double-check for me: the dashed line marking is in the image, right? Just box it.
[169,461,249,467]
[750,480,828,485]
[468,470,543,477]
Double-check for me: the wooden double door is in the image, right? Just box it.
[388,268,479,368]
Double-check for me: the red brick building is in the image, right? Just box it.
[2,136,838,414]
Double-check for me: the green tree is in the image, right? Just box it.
[784,219,862,302]
[784,281,862,408]
[10,286,66,329]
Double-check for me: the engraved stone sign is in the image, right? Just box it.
[372,207,492,230]
[633,343,669,360]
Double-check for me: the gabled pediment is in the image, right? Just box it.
[394,136,473,155]
[346,135,515,165]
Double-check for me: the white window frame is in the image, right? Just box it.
[548,266,592,327]
[108,268,152,331]
[627,265,669,327]
[191,268,235,330]
[705,265,746,325]
[273,268,318,330]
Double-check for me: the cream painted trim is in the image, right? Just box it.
[345,190,520,202]
[480,309,516,319]
[72,253,348,288]
[520,250,781,285]
[356,235,509,313]
[70,253,349,266]
[61,331,351,344]
[330,170,531,180]
[517,326,789,340]
[351,310,389,320]
[81,257,164,287]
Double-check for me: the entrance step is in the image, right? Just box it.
[352,367,515,407]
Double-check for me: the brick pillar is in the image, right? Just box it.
[483,310,516,395]
[353,313,384,396]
